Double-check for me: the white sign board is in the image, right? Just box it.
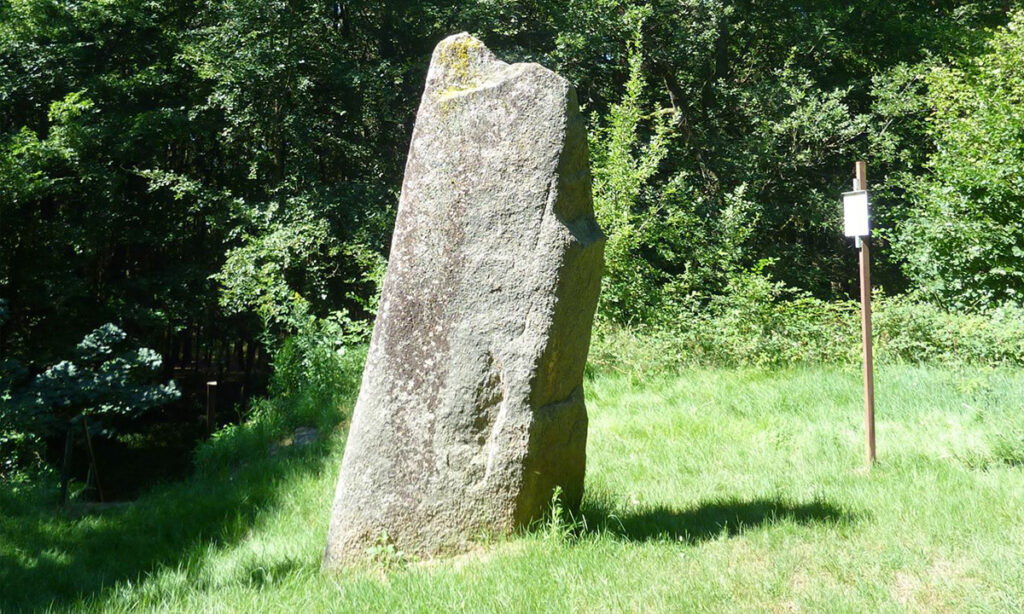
[843,190,870,237]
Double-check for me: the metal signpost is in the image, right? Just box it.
[843,160,875,466]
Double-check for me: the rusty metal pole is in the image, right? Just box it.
[855,161,876,465]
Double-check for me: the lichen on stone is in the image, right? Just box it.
[437,35,485,97]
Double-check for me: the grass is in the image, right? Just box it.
[2,363,1024,612]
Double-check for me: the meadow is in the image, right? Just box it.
[2,363,1023,613]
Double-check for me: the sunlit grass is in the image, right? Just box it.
[2,364,1023,612]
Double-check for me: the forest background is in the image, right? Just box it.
[3,0,1024,486]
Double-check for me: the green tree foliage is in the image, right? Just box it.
[2,0,1012,352]
[30,324,179,424]
[0,0,441,367]
[896,12,1024,310]
[179,0,414,332]
[0,0,234,363]
[582,1,1010,322]
[589,6,674,322]
[589,5,756,323]
[539,0,1009,318]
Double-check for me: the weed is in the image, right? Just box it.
[365,530,408,571]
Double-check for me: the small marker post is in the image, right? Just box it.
[206,381,218,436]
[842,161,876,467]
[854,161,875,465]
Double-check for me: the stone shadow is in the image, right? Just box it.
[579,497,859,543]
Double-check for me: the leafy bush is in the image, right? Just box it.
[213,190,379,425]
[192,332,366,476]
[1,360,42,485]
[874,296,1024,365]
[589,270,1024,375]
[30,324,180,425]
[589,6,672,323]
[267,313,367,430]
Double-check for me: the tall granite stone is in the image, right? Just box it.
[323,33,604,567]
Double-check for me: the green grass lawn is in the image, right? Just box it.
[3,365,1023,613]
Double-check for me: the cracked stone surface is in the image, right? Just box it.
[323,33,604,568]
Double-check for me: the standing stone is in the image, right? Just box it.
[323,33,604,567]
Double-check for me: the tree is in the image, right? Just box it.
[2,324,179,496]
[896,11,1024,310]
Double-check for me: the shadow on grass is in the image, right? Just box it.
[0,425,341,614]
[580,497,858,543]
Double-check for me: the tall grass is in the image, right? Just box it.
[2,359,1023,612]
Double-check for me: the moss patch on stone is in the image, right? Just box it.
[437,36,485,99]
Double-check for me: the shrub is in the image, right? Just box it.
[192,322,367,476]
[874,296,1024,365]
[588,271,1024,375]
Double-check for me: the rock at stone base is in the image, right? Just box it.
[323,33,604,568]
